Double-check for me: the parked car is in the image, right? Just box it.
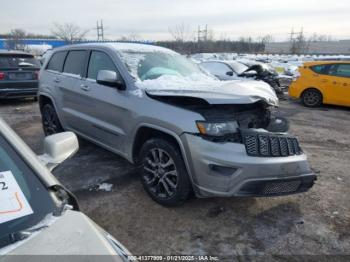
[0,50,40,99]
[38,43,316,206]
[199,60,287,97]
[0,117,130,259]
[289,61,350,107]
[38,49,53,66]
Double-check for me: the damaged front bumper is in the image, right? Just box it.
[180,132,316,198]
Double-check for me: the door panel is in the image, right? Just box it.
[56,50,89,131]
[73,50,129,155]
[74,78,129,155]
[326,64,350,106]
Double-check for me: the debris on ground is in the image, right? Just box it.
[98,183,113,192]
[88,183,114,192]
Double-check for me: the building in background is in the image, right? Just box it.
[266,40,350,55]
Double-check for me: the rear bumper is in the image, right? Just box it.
[180,133,316,198]
[0,88,38,98]
[288,82,302,98]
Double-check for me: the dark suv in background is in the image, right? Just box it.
[0,50,40,99]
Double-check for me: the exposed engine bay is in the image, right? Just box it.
[149,95,272,129]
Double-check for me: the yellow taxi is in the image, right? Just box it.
[289,61,350,107]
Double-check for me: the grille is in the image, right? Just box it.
[238,176,316,197]
[242,131,302,157]
[262,180,301,195]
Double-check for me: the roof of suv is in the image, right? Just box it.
[55,42,177,54]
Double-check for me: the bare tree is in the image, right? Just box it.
[290,30,309,54]
[118,33,141,42]
[258,34,274,44]
[51,23,89,43]
[168,23,192,42]
[5,29,27,50]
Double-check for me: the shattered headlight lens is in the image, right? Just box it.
[196,121,239,137]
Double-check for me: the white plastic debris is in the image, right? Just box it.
[98,183,113,192]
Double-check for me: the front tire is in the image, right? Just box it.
[41,103,64,136]
[138,138,191,206]
[301,88,322,107]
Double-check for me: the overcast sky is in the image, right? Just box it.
[1,0,350,41]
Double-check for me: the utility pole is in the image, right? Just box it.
[96,20,104,41]
[197,24,208,42]
[290,27,304,54]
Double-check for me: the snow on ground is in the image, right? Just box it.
[97,183,113,192]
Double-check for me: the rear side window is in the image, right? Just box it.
[329,64,350,78]
[87,51,116,80]
[46,51,67,72]
[310,64,328,74]
[63,50,87,76]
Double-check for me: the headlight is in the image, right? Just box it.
[196,121,239,137]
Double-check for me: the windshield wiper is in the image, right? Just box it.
[0,226,47,249]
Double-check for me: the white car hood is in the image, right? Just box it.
[2,210,127,259]
[139,76,278,106]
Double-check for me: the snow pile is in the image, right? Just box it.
[108,42,176,55]
[118,52,146,79]
[136,73,222,92]
[116,45,178,80]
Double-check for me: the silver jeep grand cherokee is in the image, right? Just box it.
[38,43,316,206]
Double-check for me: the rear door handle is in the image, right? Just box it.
[80,84,90,91]
[321,79,328,83]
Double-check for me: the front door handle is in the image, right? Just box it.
[53,77,61,83]
[343,83,348,86]
[80,84,90,91]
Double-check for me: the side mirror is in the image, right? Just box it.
[226,71,234,76]
[38,132,79,171]
[244,70,258,75]
[97,70,125,90]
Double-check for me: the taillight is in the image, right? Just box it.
[34,71,39,80]
[0,72,5,80]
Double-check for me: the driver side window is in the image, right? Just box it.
[87,51,117,80]
[201,62,232,76]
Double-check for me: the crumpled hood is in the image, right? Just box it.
[143,77,278,106]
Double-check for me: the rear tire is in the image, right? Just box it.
[41,103,64,136]
[301,88,322,107]
[138,138,191,207]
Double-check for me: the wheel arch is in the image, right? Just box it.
[132,125,184,163]
[301,87,323,100]
[38,94,56,112]
[131,124,196,183]
[300,87,323,107]
[38,93,66,131]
